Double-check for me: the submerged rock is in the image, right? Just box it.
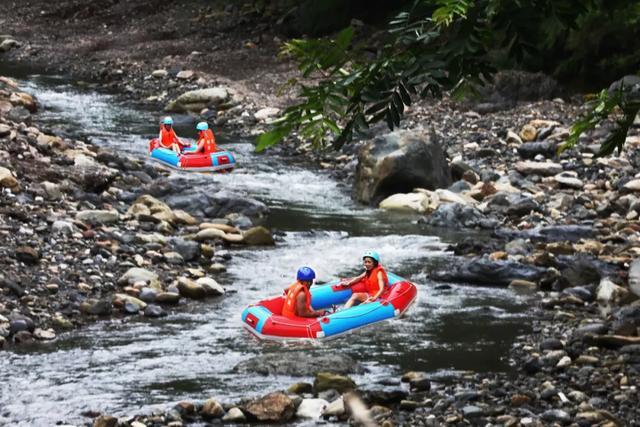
[430,258,546,286]
[234,352,363,376]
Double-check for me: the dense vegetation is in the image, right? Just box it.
[254,0,640,154]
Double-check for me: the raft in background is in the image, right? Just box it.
[148,139,236,173]
[241,272,417,340]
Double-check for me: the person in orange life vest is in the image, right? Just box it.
[158,116,184,154]
[281,267,328,319]
[342,250,389,309]
[195,121,217,154]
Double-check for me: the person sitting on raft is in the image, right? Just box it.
[195,121,217,154]
[342,250,389,309]
[282,267,327,319]
[158,116,185,154]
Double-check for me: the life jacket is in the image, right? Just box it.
[364,265,389,296]
[281,282,311,319]
[158,125,179,148]
[198,129,217,154]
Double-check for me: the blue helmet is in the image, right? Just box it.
[162,116,173,125]
[196,121,209,131]
[296,266,316,282]
[363,250,380,263]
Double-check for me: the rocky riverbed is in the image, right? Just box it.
[0,74,277,349]
[2,1,640,426]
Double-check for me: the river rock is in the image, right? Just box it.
[155,292,181,304]
[296,398,329,419]
[165,87,230,113]
[314,372,356,393]
[430,258,546,286]
[165,189,268,220]
[254,107,280,122]
[7,106,30,123]
[379,192,430,213]
[610,305,640,335]
[138,287,157,302]
[354,129,451,205]
[130,194,176,223]
[167,238,200,261]
[541,409,571,424]
[584,334,640,349]
[596,278,631,308]
[195,227,227,241]
[0,166,19,189]
[222,407,246,422]
[176,70,194,80]
[114,294,147,311]
[76,209,120,225]
[0,38,19,52]
[242,226,274,245]
[200,398,225,418]
[196,277,225,296]
[422,203,498,229]
[177,278,206,299]
[628,259,640,299]
[0,277,25,297]
[519,124,538,141]
[244,392,295,422]
[515,160,563,176]
[151,69,168,78]
[517,141,557,159]
[623,179,640,192]
[82,299,112,315]
[15,246,40,264]
[143,304,166,318]
[0,123,10,136]
[322,396,345,417]
[288,382,313,394]
[118,268,160,288]
[234,352,362,376]
[93,415,118,427]
[555,173,583,189]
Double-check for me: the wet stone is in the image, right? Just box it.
[15,246,40,264]
[461,405,484,418]
[143,304,166,318]
[540,338,564,351]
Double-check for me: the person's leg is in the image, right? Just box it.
[344,292,367,309]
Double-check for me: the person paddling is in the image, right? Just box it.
[342,251,389,308]
[158,116,184,154]
[195,121,217,154]
[282,267,327,319]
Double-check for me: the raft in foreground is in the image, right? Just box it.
[241,272,417,340]
[148,138,236,173]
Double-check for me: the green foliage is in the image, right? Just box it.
[258,0,640,153]
[561,84,640,157]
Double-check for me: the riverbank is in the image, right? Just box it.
[2,1,640,426]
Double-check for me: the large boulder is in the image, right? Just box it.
[430,258,547,286]
[164,189,268,220]
[234,352,363,376]
[165,87,230,113]
[354,129,451,205]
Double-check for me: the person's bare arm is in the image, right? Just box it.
[343,271,365,287]
[296,293,326,318]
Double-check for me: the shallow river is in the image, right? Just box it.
[0,63,534,426]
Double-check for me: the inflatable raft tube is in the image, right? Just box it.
[241,272,417,340]
[148,139,236,173]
